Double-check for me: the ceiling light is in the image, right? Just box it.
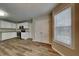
[0,9,8,17]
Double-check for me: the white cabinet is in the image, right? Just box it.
[21,32,27,39]
[0,20,16,28]
[0,21,32,41]
[1,32,17,41]
[0,21,11,28]
[17,22,29,28]
[17,22,32,39]
[2,33,9,40]
[11,23,16,28]
[21,32,31,40]
[0,20,17,41]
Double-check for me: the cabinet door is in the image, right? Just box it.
[2,33,9,40]
[21,32,28,39]
[17,22,29,28]
[0,21,16,28]
[0,21,11,28]
[2,32,17,40]
[21,32,31,39]
[11,23,16,28]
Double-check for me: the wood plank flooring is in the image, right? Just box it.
[0,38,60,56]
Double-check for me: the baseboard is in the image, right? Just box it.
[52,46,65,56]
[32,40,51,45]
[0,37,18,41]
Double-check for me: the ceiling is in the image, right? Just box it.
[0,3,57,22]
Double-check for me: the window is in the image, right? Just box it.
[54,7,73,48]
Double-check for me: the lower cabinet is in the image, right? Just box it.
[0,32,32,41]
[21,32,31,40]
[1,32,17,41]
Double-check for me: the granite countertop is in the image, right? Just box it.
[0,30,30,33]
[0,28,30,33]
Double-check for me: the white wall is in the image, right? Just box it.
[33,15,50,44]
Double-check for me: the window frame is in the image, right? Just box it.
[53,4,75,49]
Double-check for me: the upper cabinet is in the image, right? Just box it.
[11,23,16,28]
[0,20,16,29]
[17,22,29,29]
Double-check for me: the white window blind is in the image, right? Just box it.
[54,7,72,48]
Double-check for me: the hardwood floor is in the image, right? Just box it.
[0,38,60,56]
